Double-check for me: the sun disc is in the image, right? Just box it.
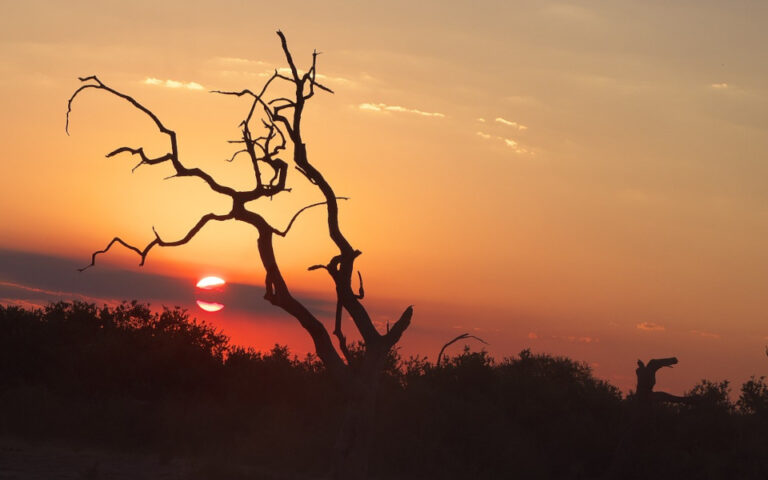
[196,300,224,312]
[197,276,226,289]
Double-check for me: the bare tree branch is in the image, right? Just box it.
[277,30,300,82]
[384,306,414,348]
[436,333,489,367]
[274,198,349,237]
[105,147,173,173]
[211,72,293,137]
[226,148,249,163]
[271,32,381,345]
[79,213,234,271]
[333,300,354,365]
[355,271,364,299]
[313,82,334,94]
[68,76,239,198]
[67,76,171,136]
[269,97,295,106]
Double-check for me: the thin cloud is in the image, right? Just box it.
[477,118,486,123]
[503,138,529,155]
[562,335,599,344]
[495,117,528,130]
[0,280,115,306]
[358,103,445,118]
[710,82,729,89]
[529,332,597,343]
[143,78,204,91]
[476,133,532,155]
[637,322,665,331]
[316,73,355,86]
[215,57,268,67]
[690,330,721,339]
[1,280,89,298]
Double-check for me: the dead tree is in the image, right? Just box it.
[605,356,690,476]
[66,31,412,480]
[635,357,688,405]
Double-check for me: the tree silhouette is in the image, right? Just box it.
[66,31,412,480]
[635,357,688,405]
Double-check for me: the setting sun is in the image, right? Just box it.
[196,276,226,312]
[196,276,226,289]
[196,300,224,312]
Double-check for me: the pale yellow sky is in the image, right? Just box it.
[2,0,768,392]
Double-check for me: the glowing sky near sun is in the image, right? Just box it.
[1,0,768,392]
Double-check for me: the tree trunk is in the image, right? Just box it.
[333,379,379,480]
[332,342,391,480]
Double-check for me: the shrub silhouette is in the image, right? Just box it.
[2,302,768,479]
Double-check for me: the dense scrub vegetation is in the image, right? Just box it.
[1,302,767,479]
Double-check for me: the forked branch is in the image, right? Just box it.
[68,76,236,197]
[79,213,234,271]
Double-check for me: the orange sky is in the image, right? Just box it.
[2,1,768,393]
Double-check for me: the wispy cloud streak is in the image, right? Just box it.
[637,322,665,331]
[495,117,528,130]
[690,330,721,339]
[359,103,445,118]
[143,78,204,90]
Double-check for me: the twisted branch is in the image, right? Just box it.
[79,213,234,271]
[68,76,237,197]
